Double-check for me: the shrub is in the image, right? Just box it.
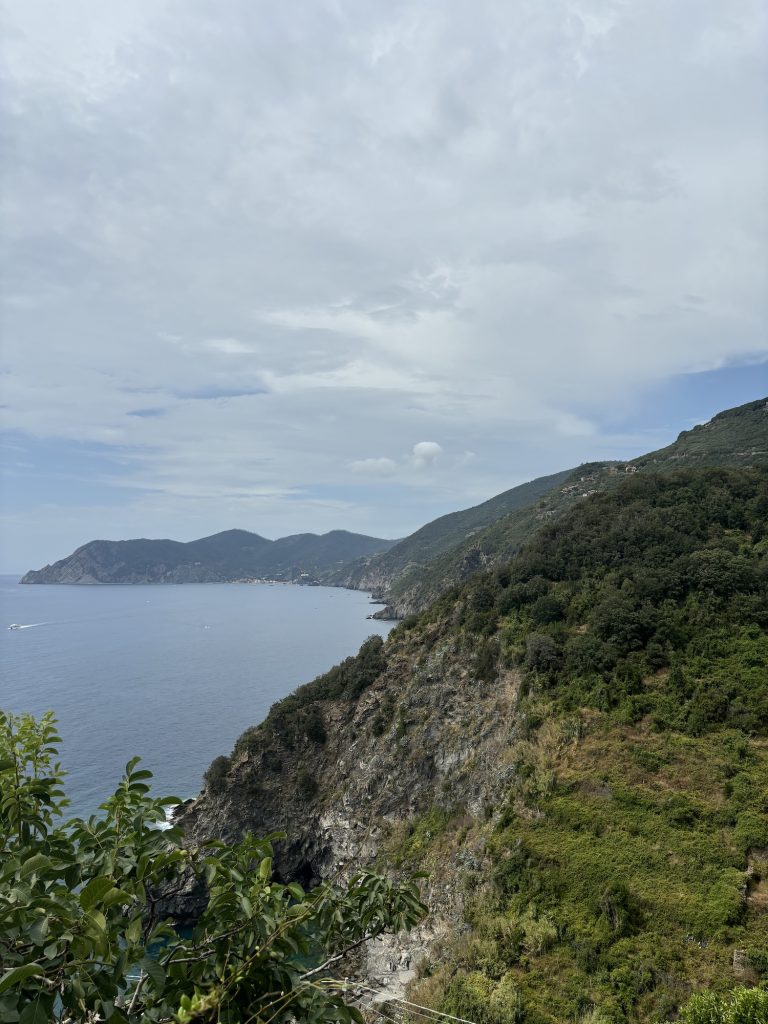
[204,754,231,793]
[524,632,561,674]
[303,705,327,745]
[0,711,427,1024]
[529,594,565,625]
[598,881,641,937]
[296,769,319,800]
[681,986,768,1024]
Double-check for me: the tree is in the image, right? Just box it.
[0,711,426,1023]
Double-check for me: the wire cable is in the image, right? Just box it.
[340,979,480,1024]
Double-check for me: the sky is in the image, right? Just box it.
[1,0,767,572]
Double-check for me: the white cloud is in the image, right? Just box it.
[1,0,767,565]
[204,338,257,356]
[350,457,398,476]
[411,441,443,469]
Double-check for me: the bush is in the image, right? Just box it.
[204,754,231,793]
[303,705,327,745]
[529,594,565,625]
[297,769,319,800]
[598,881,641,937]
[476,639,499,682]
[524,633,561,674]
[0,711,427,1024]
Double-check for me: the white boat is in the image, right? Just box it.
[8,623,22,630]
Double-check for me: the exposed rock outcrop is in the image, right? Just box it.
[177,622,522,988]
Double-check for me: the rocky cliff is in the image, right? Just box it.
[179,466,768,1019]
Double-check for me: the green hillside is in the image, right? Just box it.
[190,466,768,1022]
[383,397,768,615]
[327,468,575,589]
[405,466,768,1022]
[637,398,768,469]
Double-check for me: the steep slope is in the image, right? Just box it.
[379,397,768,616]
[326,468,576,594]
[637,397,768,469]
[20,528,398,584]
[181,467,768,1021]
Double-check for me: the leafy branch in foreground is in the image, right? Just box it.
[0,710,427,1023]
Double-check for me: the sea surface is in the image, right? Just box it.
[0,577,392,817]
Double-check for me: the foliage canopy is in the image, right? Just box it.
[0,710,426,1023]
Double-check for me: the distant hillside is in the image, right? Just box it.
[366,397,768,616]
[328,468,576,594]
[637,397,768,469]
[20,529,398,585]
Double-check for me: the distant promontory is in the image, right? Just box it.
[19,529,398,585]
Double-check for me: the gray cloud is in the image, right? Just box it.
[1,0,767,564]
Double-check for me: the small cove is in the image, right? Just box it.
[0,577,392,817]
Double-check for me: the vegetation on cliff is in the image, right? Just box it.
[401,468,768,1021]
[328,468,575,593]
[0,711,426,1023]
[195,466,768,1022]
[364,397,768,616]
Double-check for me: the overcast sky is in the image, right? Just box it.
[1,0,767,571]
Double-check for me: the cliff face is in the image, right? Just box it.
[182,629,519,876]
[180,467,768,1017]
[179,625,519,995]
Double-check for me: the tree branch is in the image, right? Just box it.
[299,932,373,980]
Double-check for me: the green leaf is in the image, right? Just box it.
[101,887,132,910]
[139,956,165,995]
[125,916,142,945]
[86,910,108,937]
[28,917,48,946]
[79,875,114,912]
[0,964,43,994]
[19,999,50,1024]
[18,855,52,880]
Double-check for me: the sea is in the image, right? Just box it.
[0,576,392,818]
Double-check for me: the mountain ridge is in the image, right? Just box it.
[327,467,577,595]
[19,528,399,585]
[20,398,768,594]
[363,397,768,617]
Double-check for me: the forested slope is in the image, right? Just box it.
[327,468,575,593]
[183,467,768,1022]
[380,397,768,617]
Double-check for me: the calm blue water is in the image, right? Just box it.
[0,577,391,817]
